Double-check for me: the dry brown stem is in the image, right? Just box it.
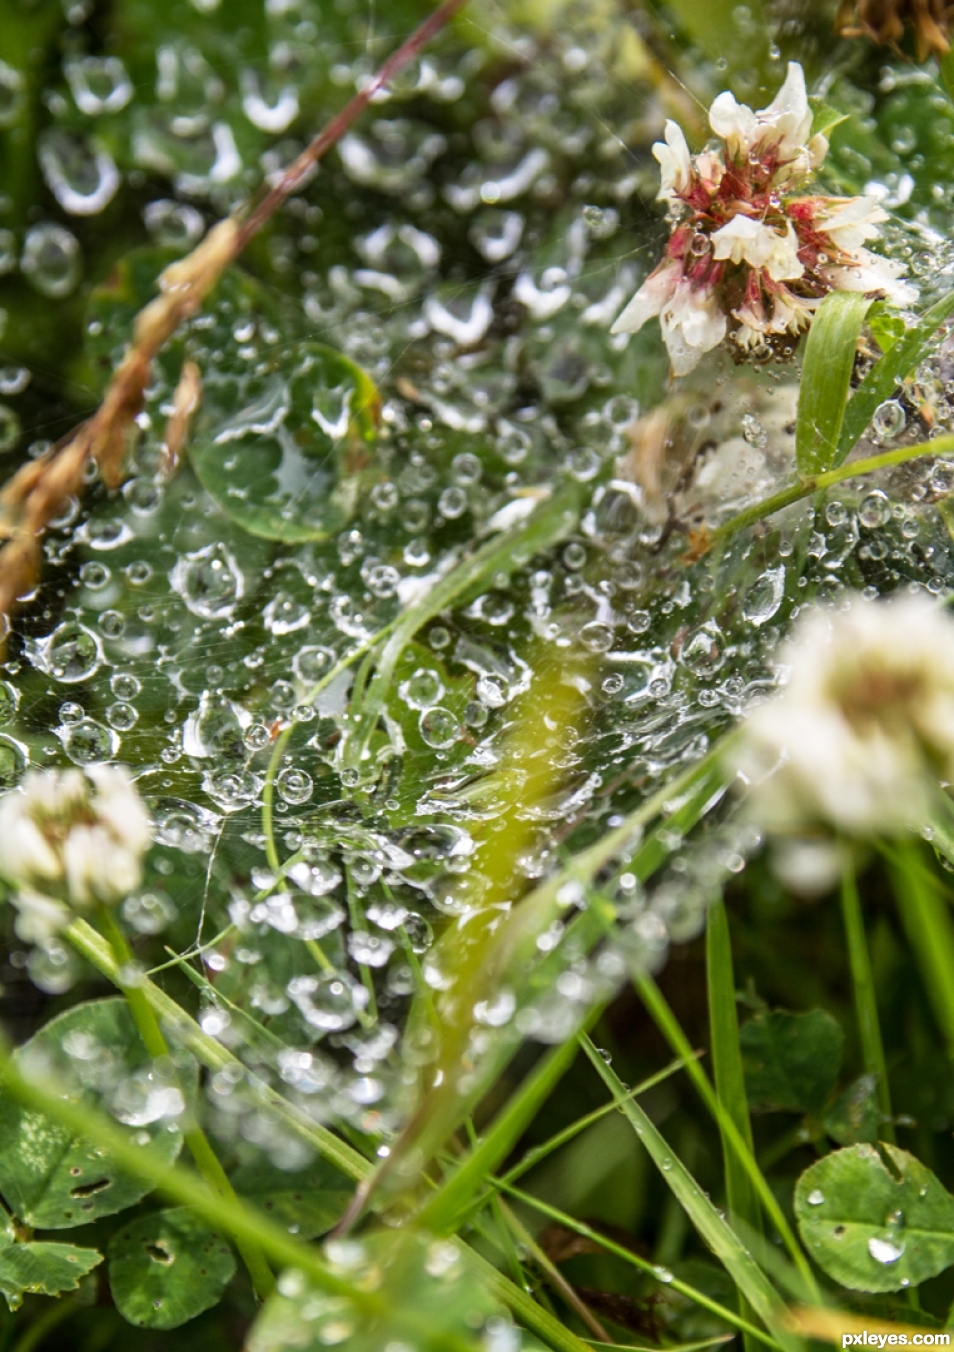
[160,359,203,478]
[0,0,467,634]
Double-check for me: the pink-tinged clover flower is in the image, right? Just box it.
[612,62,917,375]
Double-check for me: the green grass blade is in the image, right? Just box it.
[464,1242,598,1352]
[452,1053,702,1233]
[342,482,583,774]
[65,917,373,1183]
[501,1182,782,1351]
[889,842,954,1062]
[796,290,873,475]
[636,975,817,1298]
[579,1036,799,1352]
[500,1053,700,1190]
[836,288,954,464]
[707,897,758,1179]
[581,1340,733,1352]
[496,1198,612,1343]
[839,855,895,1142]
[707,897,762,1352]
[419,1035,584,1233]
[0,1033,372,1307]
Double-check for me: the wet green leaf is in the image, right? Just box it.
[86,249,382,542]
[867,303,907,355]
[0,999,190,1229]
[796,291,873,476]
[107,1208,236,1330]
[810,101,849,140]
[0,1224,101,1311]
[795,1144,954,1292]
[231,1161,352,1241]
[739,1008,843,1115]
[824,1074,883,1146]
[190,340,381,543]
[247,1229,511,1352]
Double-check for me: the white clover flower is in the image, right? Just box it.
[737,594,954,837]
[612,61,917,374]
[0,764,151,940]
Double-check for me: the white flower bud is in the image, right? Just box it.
[737,595,954,837]
[0,764,152,935]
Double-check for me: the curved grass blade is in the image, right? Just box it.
[636,975,817,1298]
[341,483,584,776]
[707,897,762,1352]
[796,291,873,476]
[579,1036,800,1352]
[501,1182,782,1352]
[839,857,895,1142]
[419,1036,585,1234]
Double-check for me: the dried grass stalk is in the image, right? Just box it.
[0,0,467,635]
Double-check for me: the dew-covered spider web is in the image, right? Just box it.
[2,0,954,1173]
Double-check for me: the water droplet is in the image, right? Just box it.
[30,621,102,683]
[21,224,82,298]
[858,490,891,529]
[419,707,459,749]
[122,890,176,935]
[339,119,447,194]
[366,901,409,931]
[170,543,244,618]
[60,718,118,765]
[871,400,906,441]
[112,1065,185,1126]
[38,131,120,216]
[0,404,20,452]
[348,931,394,967]
[0,366,30,396]
[143,199,205,250]
[107,702,139,732]
[680,623,726,677]
[293,646,335,685]
[579,621,613,654]
[867,1235,904,1264]
[743,566,785,626]
[241,70,299,133]
[741,412,767,448]
[807,1188,826,1206]
[474,989,516,1026]
[277,767,313,805]
[582,204,619,239]
[424,287,494,345]
[0,61,25,128]
[287,971,369,1032]
[287,858,342,897]
[400,668,444,710]
[65,55,133,115]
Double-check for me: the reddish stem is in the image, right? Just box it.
[236,0,468,249]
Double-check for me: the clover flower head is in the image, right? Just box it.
[737,594,954,837]
[612,62,917,375]
[0,764,151,941]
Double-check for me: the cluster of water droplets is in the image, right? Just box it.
[4,0,954,1191]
